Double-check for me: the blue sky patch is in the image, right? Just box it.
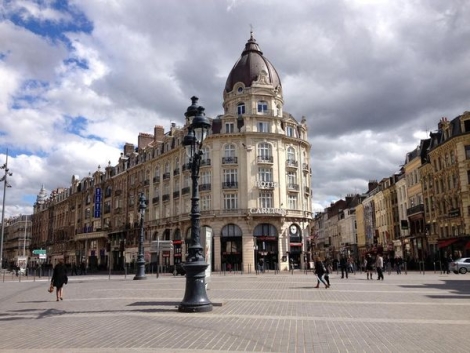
[22,194,37,205]
[64,57,89,70]
[64,115,87,136]
[6,0,93,46]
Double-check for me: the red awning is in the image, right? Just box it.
[465,241,470,250]
[438,239,458,248]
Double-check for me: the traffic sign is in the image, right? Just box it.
[150,240,173,252]
[32,249,46,255]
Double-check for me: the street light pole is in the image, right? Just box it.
[0,149,12,270]
[178,96,212,313]
[23,217,28,257]
[134,193,147,280]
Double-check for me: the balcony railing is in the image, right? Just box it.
[199,183,211,191]
[162,172,171,180]
[201,159,211,166]
[222,156,238,164]
[302,163,309,171]
[287,183,299,191]
[286,159,298,168]
[182,186,190,195]
[162,194,170,202]
[406,204,424,216]
[152,196,160,204]
[144,179,150,186]
[257,155,274,164]
[173,191,180,198]
[222,182,238,189]
[182,162,192,171]
[153,176,160,183]
[173,168,180,176]
[304,186,310,194]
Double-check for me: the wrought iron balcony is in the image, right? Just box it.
[257,155,274,164]
[222,156,238,164]
[222,182,238,189]
[406,204,424,216]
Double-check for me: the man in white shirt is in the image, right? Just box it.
[376,254,384,280]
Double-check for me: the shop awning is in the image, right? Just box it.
[437,239,458,248]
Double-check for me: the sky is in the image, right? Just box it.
[1,0,470,218]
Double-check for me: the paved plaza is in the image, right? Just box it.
[0,269,469,353]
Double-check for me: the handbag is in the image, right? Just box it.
[48,283,54,293]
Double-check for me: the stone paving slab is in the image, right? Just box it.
[0,271,469,352]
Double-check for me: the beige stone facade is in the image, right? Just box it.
[31,34,313,272]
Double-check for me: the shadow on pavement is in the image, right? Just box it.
[400,279,470,298]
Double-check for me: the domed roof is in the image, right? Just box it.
[225,32,281,92]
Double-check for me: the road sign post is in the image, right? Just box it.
[150,241,173,278]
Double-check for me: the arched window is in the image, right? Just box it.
[221,224,243,237]
[202,147,211,164]
[253,223,278,237]
[287,147,296,162]
[223,144,237,165]
[224,144,236,158]
[257,143,272,162]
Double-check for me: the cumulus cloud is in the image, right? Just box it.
[1,0,470,218]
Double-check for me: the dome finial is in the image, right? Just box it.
[250,24,254,40]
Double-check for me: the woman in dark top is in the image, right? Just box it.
[314,257,329,289]
[51,259,68,301]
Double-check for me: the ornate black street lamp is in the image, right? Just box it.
[178,96,212,313]
[0,149,12,270]
[133,193,147,280]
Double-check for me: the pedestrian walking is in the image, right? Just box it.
[71,263,78,276]
[395,256,402,274]
[339,255,348,279]
[376,254,384,281]
[323,259,332,287]
[51,259,68,301]
[446,254,453,274]
[365,254,374,280]
[314,257,329,289]
[386,256,392,275]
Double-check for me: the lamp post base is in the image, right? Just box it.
[133,260,147,280]
[178,261,212,312]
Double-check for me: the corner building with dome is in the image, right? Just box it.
[31,33,313,273]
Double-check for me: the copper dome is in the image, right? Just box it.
[225,32,281,92]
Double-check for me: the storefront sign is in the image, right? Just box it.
[249,208,286,216]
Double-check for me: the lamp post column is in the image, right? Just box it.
[0,150,12,270]
[179,96,212,313]
[134,193,147,280]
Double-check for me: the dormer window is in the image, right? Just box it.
[257,101,268,114]
[237,103,245,115]
[286,126,295,137]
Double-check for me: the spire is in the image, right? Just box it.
[36,184,47,204]
[242,30,262,56]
